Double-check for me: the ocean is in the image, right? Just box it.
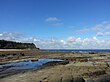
[40,49,110,52]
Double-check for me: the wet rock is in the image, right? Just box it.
[94,74,110,82]
[94,78,101,82]
[89,52,96,54]
[100,75,110,82]
[72,76,85,82]
[20,53,25,56]
[43,60,69,67]
[0,54,6,57]
[85,78,94,82]
[31,59,38,62]
[12,54,17,56]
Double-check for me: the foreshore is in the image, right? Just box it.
[0,49,110,82]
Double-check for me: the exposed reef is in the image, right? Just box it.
[0,50,110,82]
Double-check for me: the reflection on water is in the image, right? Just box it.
[0,59,63,72]
[108,61,110,65]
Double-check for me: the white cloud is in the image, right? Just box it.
[91,24,103,31]
[82,23,103,33]
[45,17,61,22]
[96,31,110,36]
[0,32,22,41]
[23,36,110,49]
[105,31,110,36]
[79,24,103,33]
[0,32,110,49]
[96,32,104,36]
[106,24,110,29]
[45,17,64,27]
[52,22,64,27]
[79,28,90,33]
[0,34,3,36]
[78,21,110,38]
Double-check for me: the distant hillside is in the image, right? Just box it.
[0,40,39,49]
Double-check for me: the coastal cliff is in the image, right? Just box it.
[0,40,39,49]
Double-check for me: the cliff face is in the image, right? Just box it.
[0,40,39,49]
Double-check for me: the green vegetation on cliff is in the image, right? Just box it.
[0,40,39,49]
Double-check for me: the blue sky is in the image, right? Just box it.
[0,0,110,49]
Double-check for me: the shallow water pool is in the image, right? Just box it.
[0,59,64,78]
[0,59,63,70]
[108,61,110,65]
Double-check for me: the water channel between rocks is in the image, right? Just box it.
[0,59,64,78]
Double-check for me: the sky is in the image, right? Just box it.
[0,0,110,49]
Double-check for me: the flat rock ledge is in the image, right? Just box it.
[86,74,110,82]
[0,63,110,82]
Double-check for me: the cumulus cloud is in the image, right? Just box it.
[96,31,110,36]
[0,32,22,41]
[79,24,103,33]
[45,17,61,22]
[45,17,63,27]
[91,24,103,31]
[0,34,3,36]
[79,21,110,37]
[96,32,104,36]
[23,36,110,49]
[0,32,110,49]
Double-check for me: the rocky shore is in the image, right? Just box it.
[0,50,110,82]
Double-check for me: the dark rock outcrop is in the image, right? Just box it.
[42,60,69,67]
[94,74,110,82]
[86,78,94,82]
[72,77,85,82]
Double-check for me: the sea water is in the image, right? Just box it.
[0,59,63,73]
